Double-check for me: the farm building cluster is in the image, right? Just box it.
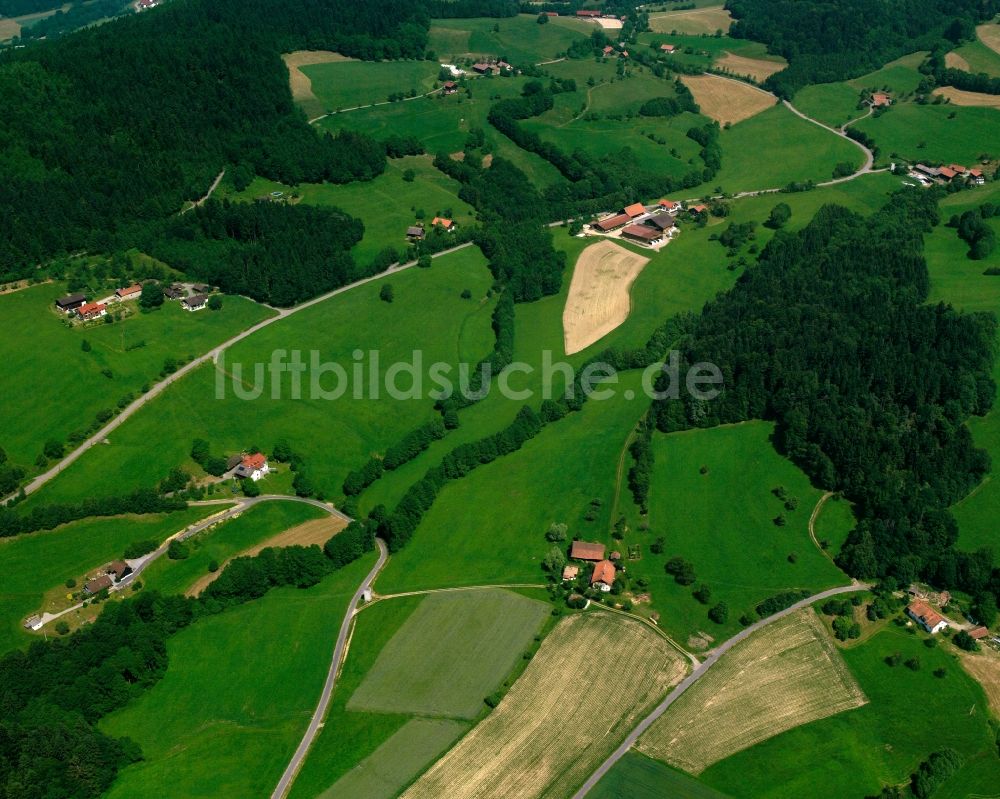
[405,216,456,242]
[54,281,216,322]
[908,162,987,187]
[586,198,691,248]
[85,560,134,596]
[563,540,621,593]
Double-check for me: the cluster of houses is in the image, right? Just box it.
[588,198,697,247]
[602,44,629,59]
[471,60,512,76]
[563,540,619,592]
[56,281,214,320]
[405,216,456,242]
[573,9,626,20]
[84,560,133,595]
[906,586,992,642]
[910,162,986,187]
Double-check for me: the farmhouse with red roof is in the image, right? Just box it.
[234,452,270,482]
[590,559,616,592]
[906,600,948,634]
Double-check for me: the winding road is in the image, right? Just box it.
[271,538,388,799]
[571,581,870,798]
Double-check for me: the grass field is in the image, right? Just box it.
[0,283,272,467]
[933,86,1000,109]
[428,14,592,65]
[283,50,355,116]
[347,589,550,719]
[623,422,848,646]
[138,501,327,597]
[316,718,468,799]
[22,246,497,505]
[221,155,476,265]
[100,553,379,799]
[948,34,1000,76]
[680,73,776,124]
[638,609,866,774]
[0,508,213,655]
[697,624,1000,798]
[592,752,733,799]
[693,104,864,194]
[299,59,440,118]
[812,494,856,556]
[715,51,787,82]
[401,611,688,799]
[925,182,1000,551]
[649,5,733,35]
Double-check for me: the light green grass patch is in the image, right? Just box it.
[316,718,468,799]
[221,156,475,265]
[0,508,213,655]
[0,283,272,466]
[592,751,733,799]
[301,59,440,115]
[813,495,856,557]
[951,35,1000,78]
[428,14,591,65]
[347,589,549,718]
[100,553,378,799]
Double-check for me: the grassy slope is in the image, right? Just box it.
[22,246,496,505]
[100,553,378,799]
[0,508,213,655]
[925,182,1000,550]
[139,500,326,596]
[301,60,440,114]
[220,155,476,265]
[428,14,592,65]
[812,495,857,556]
[591,752,733,799]
[628,423,847,644]
[950,35,1000,78]
[0,283,272,465]
[699,625,1000,798]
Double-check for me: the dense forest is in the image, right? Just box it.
[0,0,61,14]
[726,0,1000,96]
[654,190,998,614]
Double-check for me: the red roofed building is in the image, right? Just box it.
[442,81,457,94]
[85,575,113,595]
[544,10,558,16]
[689,204,709,215]
[622,224,664,245]
[937,166,957,181]
[431,216,455,231]
[660,43,676,53]
[968,626,989,640]
[603,45,615,56]
[570,540,606,561]
[870,92,892,107]
[234,452,270,482]
[77,302,107,321]
[591,559,616,591]
[576,9,601,16]
[948,164,967,175]
[907,600,948,634]
[116,284,142,301]
[658,199,680,212]
[623,202,646,218]
[969,168,985,185]
[593,213,630,232]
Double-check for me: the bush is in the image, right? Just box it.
[55,621,70,635]
[240,477,260,497]
[380,284,394,303]
[65,578,76,589]
[208,560,219,573]
[207,294,223,311]
[123,538,159,559]
[708,602,729,624]
[167,539,190,560]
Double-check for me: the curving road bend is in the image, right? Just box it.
[571,581,870,799]
[271,538,388,799]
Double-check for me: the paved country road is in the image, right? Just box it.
[3,241,474,505]
[271,538,388,799]
[570,581,871,799]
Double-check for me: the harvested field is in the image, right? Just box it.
[649,6,732,35]
[959,650,1000,718]
[945,51,971,71]
[715,51,786,82]
[593,17,623,30]
[347,589,549,719]
[400,612,688,799]
[637,609,867,774]
[282,50,354,103]
[680,74,775,125]
[0,18,19,40]
[979,23,1000,57]
[933,86,1000,109]
[563,240,650,355]
[185,515,347,596]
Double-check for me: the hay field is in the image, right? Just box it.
[933,86,1000,109]
[959,651,1000,717]
[563,240,650,355]
[680,74,775,124]
[637,610,867,774]
[0,18,19,40]
[945,51,971,71]
[282,51,354,104]
[185,514,347,596]
[716,51,786,82]
[649,6,732,35]
[979,23,1000,56]
[400,612,688,799]
[347,589,550,719]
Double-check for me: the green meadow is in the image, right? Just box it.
[593,752,733,799]
[221,155,476,265]
[301,59,440,114]
[139,500,326,596]
[22,246,497,505]
[0,283,272,467]
[625,422,847,644]
[699,624,1000,798]
[812,495,857,556]
[347,589,549,718]
[694,104,865,195]
[100,553,379,799]
[925,182,1000,551]
[950,34,1000,78]
[635,32,781,73]
[428,14,592,65]
[0,508,213,655]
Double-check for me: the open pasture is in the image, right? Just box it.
[951,35,1000,77]
[563,240,650,355]
[400,611,688,799]
[428,14,591,64]
[23,246,497,506]
[812,494,856,556]
[298,58,440,117]
[592,752,733,799]
[0,17,19,39]
[0,282,272,468]
[680,73,775,124]
[933,86,1000,109]
[282,50,355,116]
[347,589,549,719]
[649,5,733,35]
[637,610,866,774]
[715,51,786,82]
[100,553,379,799]
[698,625,1000,798]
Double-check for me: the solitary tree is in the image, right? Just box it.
[380,284,394,303]
[140,282,163,309]
[708,602,729,624]
[207,294,223,311]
